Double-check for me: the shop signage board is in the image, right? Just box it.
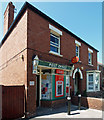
[56,69,64,74]
[38,60,72,70]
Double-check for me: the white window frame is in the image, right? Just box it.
[87,72,100,92]
[75,40,81,46]
[87,73,94,92]
[76,45,79,58]
[75,40,81,60]
[88,52,92,65]
[88,48,93,65]
[95,73,100,91]
[50,33,60,54]
[49,24,63,57]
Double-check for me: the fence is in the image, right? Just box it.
[0,85,25,119]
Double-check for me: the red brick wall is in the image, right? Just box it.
[27,8,98,96]
[0,6,98,118]
[26,8,98,117]
[0,11,28,86]
[0,10,29,117]
[41,98,67,108]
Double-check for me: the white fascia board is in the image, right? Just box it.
[88,48,93,53]
[49,24,62,35]
[75,40,81,46]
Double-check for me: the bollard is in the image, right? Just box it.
[67,96,71,115]
[78,94,81,110]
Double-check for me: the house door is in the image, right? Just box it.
[74,72,81,95]
[36,75,40,107]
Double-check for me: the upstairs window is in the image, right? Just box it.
[75,40,81,60]
[76,45,79,58]
[88,52,92,65]
[49,24,62,56]
[50,33,60,54]
[88,48,93,65]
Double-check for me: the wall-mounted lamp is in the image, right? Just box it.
[20,55,24,61]
[81,67,84,70]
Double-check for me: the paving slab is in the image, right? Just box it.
[32,104,102,119]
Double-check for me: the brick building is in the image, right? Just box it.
[0,2,101,117]
[98,62,104,90]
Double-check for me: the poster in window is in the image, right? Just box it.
[41,74,52,99]
[55,75,64,97]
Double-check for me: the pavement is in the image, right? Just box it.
[30,104,103,119]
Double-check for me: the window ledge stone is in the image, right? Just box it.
[88,64,93,66]
[49,51,63,57]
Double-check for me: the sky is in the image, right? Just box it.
[0,1,102,63]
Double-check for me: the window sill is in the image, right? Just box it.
[87,90,100,92]
[88,64,93,66]
[49,51,63,57]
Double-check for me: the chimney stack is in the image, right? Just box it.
[3,2,15,36]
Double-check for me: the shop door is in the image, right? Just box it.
[36,75,40,107]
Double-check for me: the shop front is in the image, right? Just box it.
[33,56,73,108]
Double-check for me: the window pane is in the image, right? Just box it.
[50,45,58,53]
[58,85,62,95]
[88,86,93,90]
[88,74,93,90]
[50,35,59,44]
[95,73,99,90]
[89,74,93,82]
[76,46,79,57]
[76,46,78,52]
[76,53,78,57]
[50,34,60,53]
[88,52,92,64]
[50,41,59,47]
[89,82,93,85]
[95,84,98,90]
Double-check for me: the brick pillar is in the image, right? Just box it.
[26,77,37,118]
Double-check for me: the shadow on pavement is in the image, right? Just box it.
[18,104,88,119]
[35,104,87,117]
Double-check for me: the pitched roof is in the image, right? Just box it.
[0,2,99,52]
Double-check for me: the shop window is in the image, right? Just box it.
[87,72,100,92]
[95,73,100,91]
[88,74,94,91]
[50,33,60,54]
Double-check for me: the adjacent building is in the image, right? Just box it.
[0,2,101,117]
[98,62,104,90]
